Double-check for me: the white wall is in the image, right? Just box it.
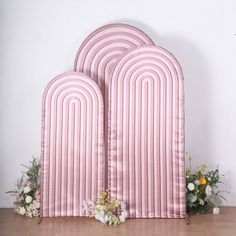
[0,0,236,207]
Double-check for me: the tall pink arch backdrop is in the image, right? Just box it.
[108,46,186,218]
[40,72,104,217]
[74,24,154,185]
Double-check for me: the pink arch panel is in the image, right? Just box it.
[108,46,186,218]
[74,24,154,181]
[41,72,104,217]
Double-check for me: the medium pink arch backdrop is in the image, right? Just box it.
[40,72,104,217]
[74,24,154,185]
[108,46,186,218]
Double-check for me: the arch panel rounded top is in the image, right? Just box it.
[41,71,104,217]
[110,45,184,85]
[42,71,103,106]
[108,45,185,218]
[74,23,154,74]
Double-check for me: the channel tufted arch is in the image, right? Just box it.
[108,46,186,218]
[41,72,104,217]
[74,24,154,177]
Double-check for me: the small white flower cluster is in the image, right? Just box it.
[82,191,127,226]
[187,182,212,198]
[15,200,40,217]
[188,182,213,204]
[7,158,41,218]
[13,178,41,218]
[94,201,127,225]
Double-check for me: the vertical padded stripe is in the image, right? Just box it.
[108,46,185,218]
[74,24,154,185]
[41,72,104,217]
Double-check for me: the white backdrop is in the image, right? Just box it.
[0,0,236,207]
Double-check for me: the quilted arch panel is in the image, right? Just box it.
[41,72,104,217]
[74,24,154,182]
[108,46,186,218]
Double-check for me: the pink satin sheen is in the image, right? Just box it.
[41,24,186,219]
[41,72,104,217]
[108,46,186,218]
[74,24,154,185]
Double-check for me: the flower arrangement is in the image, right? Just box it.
[82,190,127,226]
[6,157,40,217]
[186,153,225,214]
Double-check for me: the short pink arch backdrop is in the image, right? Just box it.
[74,24,154,182]
[108,46,186,218]
[41,72,104,217]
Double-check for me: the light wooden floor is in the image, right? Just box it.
[0,207,236,236]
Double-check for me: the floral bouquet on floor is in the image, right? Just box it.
[6,157,40,217]
[82,190,127,226]
[186,153,226,214]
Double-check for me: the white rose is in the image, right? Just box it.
[19,207,26,215]
[213,206,220,215]
[23,186,32,194]
[25,195,33,203]
[33,200,40,209]
[187,183,195,191]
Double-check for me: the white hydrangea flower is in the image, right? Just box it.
[19,207,26,215]
[187,183,195,191]
[23,186,31,194]
[199,198,204,205]
[205,185,212,196]
[25,195,33,203]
